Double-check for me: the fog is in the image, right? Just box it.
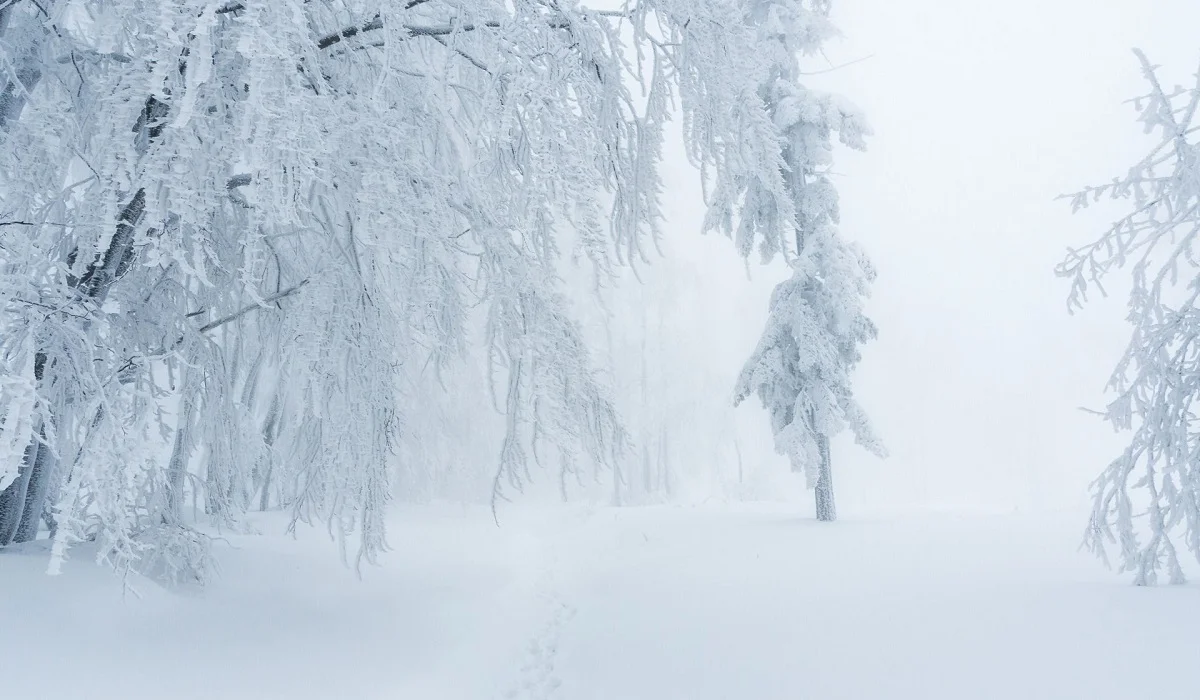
[620,1,1200,515]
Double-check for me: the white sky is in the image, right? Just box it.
[634,1,1200,514]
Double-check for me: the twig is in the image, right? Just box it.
[0,220,72,227]
[197,279,309,333]
[8,297,90,320]
[800,53,875,76]
[431,35,491,73]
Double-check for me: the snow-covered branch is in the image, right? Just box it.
[1062,50,1200,585]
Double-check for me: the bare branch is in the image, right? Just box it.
[0,220,72,227]
[197,279,309,334]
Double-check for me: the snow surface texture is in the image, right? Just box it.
[3,505,1198,700]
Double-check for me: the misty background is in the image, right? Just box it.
[555,0,1200,516]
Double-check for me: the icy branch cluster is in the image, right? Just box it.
[1060,50,1200,584]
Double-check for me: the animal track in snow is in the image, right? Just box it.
[502,549,578,700]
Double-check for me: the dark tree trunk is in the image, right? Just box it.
[0,352,52,545]
[0,1,49,130]
[14,434,55,542]
[0,64,41,130]
[0,439,41,545]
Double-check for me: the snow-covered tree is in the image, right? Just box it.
[1059,50,1200,585]
[1,0,877,578]
[729,0,884,521]
[0,0,632,577]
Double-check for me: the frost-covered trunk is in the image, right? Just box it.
[0,184,145,545]
[13,426,54,542]
[0,355,58,546]
[660,427,672,496]
[0,2,50,546]
[814,432,835,522]
[257,392,282,512]
[734,429,744,485]
[0,57,40,131]
[165,369,197,524]
[0,2,47,130]
[611,460,624,507]
[0,436,40,544]
[0,2,159,545]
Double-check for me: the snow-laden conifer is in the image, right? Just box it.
[729,0,884,521]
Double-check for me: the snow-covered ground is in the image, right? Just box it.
[3,504,1198,699]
